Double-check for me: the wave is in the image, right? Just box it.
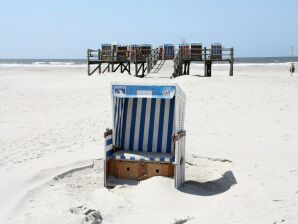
[0,59,86,67]
[32,61,46,65]
[49,62,75,65]
[0,62,86,67]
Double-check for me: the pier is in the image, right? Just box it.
[87,43,234,78]
[87,44,159,77]
[173,45,234,78]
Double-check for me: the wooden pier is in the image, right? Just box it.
[172,46,234,78]
[87,46,159,77]
[87,43,234,78]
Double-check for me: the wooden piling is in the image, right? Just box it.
[204,47,207,77]
[112,49,115,72]
[87,49,90,76]
[229,47,234,76]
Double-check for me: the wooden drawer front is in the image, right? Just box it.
[108,159,174,181]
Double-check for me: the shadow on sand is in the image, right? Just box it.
[151,60,165,73]
[179,171,237,196]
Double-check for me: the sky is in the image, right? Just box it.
[0,0,297,58]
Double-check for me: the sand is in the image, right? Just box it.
[0,62,298,223]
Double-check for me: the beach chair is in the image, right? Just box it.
[191,43,202,60]
[179,43,191,60]
[139,44,152,61]
[117,45,129,61]
[210,43,222,60]
[101,44,112,61]
[129,44,139,61]
[104,84,186,189]
[164,44,175,60]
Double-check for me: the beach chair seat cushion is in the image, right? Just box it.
[111,150,175,163]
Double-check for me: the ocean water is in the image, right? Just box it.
[236,57,298,63]
[0,59,86,66]
[0,57,297,67]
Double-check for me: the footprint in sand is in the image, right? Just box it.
[69,206,103,224]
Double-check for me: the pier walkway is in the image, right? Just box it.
[145,60,173,79]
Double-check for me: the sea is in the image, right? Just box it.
[0,57,297,67]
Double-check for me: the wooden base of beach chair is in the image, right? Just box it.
[106,159,174,181]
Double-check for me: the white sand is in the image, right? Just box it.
[0,63,298,223]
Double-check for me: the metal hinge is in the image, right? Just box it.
[104,128,112,137]
[173,130,186,142]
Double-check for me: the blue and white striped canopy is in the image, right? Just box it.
[112,85,176,154]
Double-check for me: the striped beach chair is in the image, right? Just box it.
[104,84,186,189]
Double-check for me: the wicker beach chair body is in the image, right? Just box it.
[104,83,186,189]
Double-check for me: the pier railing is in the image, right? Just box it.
[88,48,156,63]
[178,47,234,61]
[87,48,161,77]
[87,49,101,75]
[172,49,183,78]
[146,48,159,74]
[172,47,234,77]
[87,49,101,61]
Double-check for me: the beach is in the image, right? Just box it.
[0,62,298,223]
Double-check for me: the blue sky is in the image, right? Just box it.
[0,0,297,58]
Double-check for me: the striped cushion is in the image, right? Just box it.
[111,150,175,163]
[113,97,175,154]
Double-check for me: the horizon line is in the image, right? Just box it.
[1,56,298,60]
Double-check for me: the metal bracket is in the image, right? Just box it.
[104,128,112,137]
[173,130,186,142]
